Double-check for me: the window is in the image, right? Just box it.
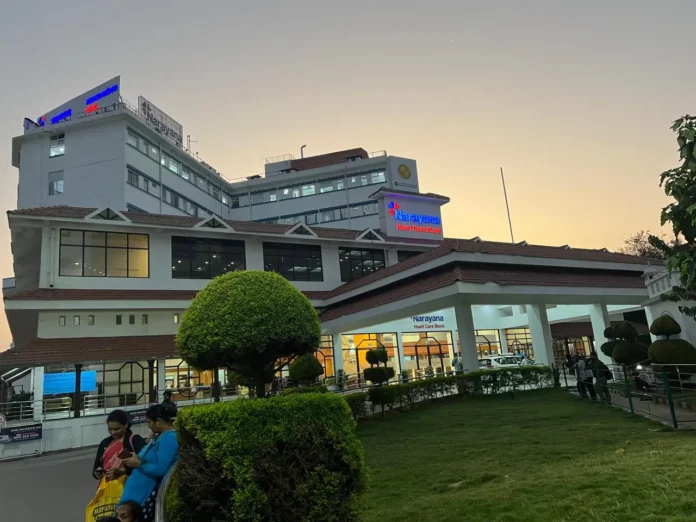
[127,169,139,187]
[173,314,180,324]
[88,315,95,326]
[301,184,316,197]
[149,145,159,161]
[59,316,66,327]
[127,130,138,148]
[129,314,136,325]
[49,134,65,157]
[59,230,149,278]
[306,213,318,225]
[116,315,123,325]
[73,315,80,326]
[319,181,334,193]
[349,202,378,218]
[397,250,423,263]
[172,237,246,279]
[263,242,323,281]
[48,170,64,195]
[339,247,386,282]
[142,314,148,325]
[371,171,386,184]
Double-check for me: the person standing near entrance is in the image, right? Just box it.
[577,356,597,401]
[590,353,612,403]
[452,353,463,374]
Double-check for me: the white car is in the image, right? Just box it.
[479,355,521,369]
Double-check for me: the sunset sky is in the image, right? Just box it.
[0,1,691,349]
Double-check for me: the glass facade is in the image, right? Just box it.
[339,247,386,282]
[263,242,323,281]
[402,331,453,377]
[171,236,246,279]
[59,230,149,278]
[318,336,336,378]
[341,333,399,387]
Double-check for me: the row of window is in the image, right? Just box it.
[58,313,180,326]
[264,202,380,226]
[127,129,237,208]
[58,229,424,282]
[127,167,210,218]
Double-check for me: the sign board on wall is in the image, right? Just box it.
[389,157,419,192]
[411,314,447,330]
[43,371,98,395]
[26,76,121,132]
[138,96,184,147]
[0,424,42,444]
[377,193,446,240]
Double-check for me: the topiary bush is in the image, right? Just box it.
[176,393,367,522]
[176,271,321,398]
[603,326,614,339]
[650,315,682,338]
[612,341,649,366]
[612,321,639,341]
[289,353,324,385]
[649,338,696,364]
[600,339,621,359]
[344,392,369,420]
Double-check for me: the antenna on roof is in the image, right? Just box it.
[300,145,307,159]
[186,135,198,155]
[500,167,515,244]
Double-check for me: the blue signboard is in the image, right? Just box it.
[43,371,98,395]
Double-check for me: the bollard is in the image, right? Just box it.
[663,368,679,429]
[623,366,634,415]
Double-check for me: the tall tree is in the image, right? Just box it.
[650,115,696,319]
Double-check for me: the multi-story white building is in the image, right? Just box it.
[0,76,665,458]
[12,76,419,230]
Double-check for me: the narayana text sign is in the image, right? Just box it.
[412,315,446,329]
[388,202,441,235]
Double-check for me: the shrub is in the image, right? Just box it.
[636,333,652,346]
[367,386,397,414]
[600,339,621,359]
[363,367,395,385]
[603,326,614,339]
[289,354,324,385]
[344,392,369,420]
[365,349,388,366]
[612,341,649,366]
[176,394,367,522]
[176,271,321,398]
[650,315,682,338]
[613,321,639,341]
[280,385,328,396]
[649,338,696,364]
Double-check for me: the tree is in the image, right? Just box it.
[611,321,649,366]
[650,115,696,320]
[618,231,671,259]
[176,271,321,398]
[289,354,324,386]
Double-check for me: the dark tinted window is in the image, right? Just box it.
[171,237,246,279]
[263,242,323,282]
[339,248,386,282]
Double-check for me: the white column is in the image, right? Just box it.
[528,304,555,367]
[32,366,44,422]
[454,303,478,372]
[498,329,508,354]
[332,333,343,374]
[395,331,405,375]
[589,304,613,365]
[156,359,166,402]
[644,306,657,343]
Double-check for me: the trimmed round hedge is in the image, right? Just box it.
[600,339,621,359]
[612,341,649,366]
[650,315,682,338]
[175,393,367,521]
[649,338,696,364]
[176,270,320,374]
[612,321,639,341]
[289,353,324,385]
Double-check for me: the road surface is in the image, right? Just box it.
[0,448,97,521]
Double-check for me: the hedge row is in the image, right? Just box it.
[174,393,366,521]
[344,366,554,419]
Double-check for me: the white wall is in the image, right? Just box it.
[19,120,127,211]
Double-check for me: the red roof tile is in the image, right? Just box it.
[319,263,646,322]
[0,335,177,369]
[289,148,369,172]
[5,288,331,301]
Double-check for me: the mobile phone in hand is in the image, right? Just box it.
[118,450,133,459]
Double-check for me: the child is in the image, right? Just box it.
[116,501,144,522]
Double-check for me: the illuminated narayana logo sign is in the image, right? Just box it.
[388,201,442,234]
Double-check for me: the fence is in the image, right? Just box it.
[559,360,696,429]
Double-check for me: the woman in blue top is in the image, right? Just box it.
[120,403,178,520]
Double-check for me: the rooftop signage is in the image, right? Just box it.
[388,201,442,235]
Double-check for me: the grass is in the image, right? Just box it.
[357,390,696,522]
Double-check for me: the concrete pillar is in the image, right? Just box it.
[528,305,555,367]
[394,331,405,375]
[147,359,156,403]
[73,364,83,419]
[589,304,613,365]
[644,306,657,343]
[498,329,508,354]
[332,333,343,374]
[454,303,478,372]
[32,366,44,422]
[156,359,166,402]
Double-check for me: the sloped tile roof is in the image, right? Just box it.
[4,288,331,301]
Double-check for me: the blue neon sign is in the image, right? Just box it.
[388,201,441,225]
[50,108,72,125]
[85,84,118,105]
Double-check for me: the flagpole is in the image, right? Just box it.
[500,167,515,244]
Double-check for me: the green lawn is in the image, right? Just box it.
[357,390,696,522]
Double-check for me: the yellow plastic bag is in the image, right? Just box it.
[85,476,126,522]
